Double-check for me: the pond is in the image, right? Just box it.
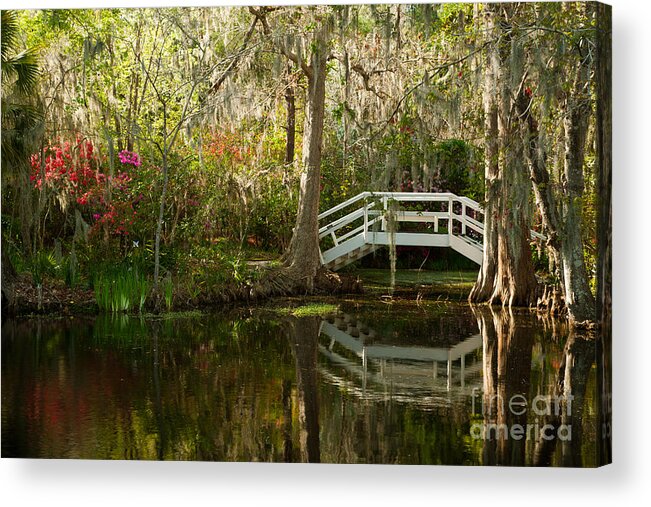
[1,299,599,466]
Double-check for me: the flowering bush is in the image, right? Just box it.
[30,138,147,241]
[118,150,142,167]
[30,138,104,204]
[206,129,249,163]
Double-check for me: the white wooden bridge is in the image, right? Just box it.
[318,192,543,270]
[318,192,484,270]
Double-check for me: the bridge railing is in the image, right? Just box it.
[318,192,485,251]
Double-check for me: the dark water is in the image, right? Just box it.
[1,301,599,465]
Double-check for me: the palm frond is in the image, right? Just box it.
[1,11,20,63]
[2,47,41,95]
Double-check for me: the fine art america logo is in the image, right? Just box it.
[469,388,574,441]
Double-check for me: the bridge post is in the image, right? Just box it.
[363,199,368,242]
[381,196,388,231]
[461,202,467,236]
[448,196,453,236]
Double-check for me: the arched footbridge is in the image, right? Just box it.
[318,192,544,271]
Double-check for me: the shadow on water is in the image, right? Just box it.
[1,303,599,465]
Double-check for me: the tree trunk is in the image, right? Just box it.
[559,66,595,323]
[492,95,537,307]
[522,99,563,277]
[470,24,499,303]
[284,65,296,165]
[153,144,169,311]
[521,59,595,323]
[470,4,537,307]
[281,25,329,291]
[595,1,612,466]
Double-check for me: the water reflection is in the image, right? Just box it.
[318,312,483,407]
[472,306,597,467]
[286,316,321,463]
[1,304,599,465]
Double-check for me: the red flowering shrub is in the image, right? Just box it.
[205,129,250,163]
[30,138,104,203]
[30,137,145,240]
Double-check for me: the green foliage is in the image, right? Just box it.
[377,118,483,199]
[531,244,550,274]
[1,3,601,311]
[162,272,174,312]
[432,139,484,200]
[93,265,150,313]
[275,303,338,317]
[1,11,41,96]
[29,249,57,286]
[63,250,80,287]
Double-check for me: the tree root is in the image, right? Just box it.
[535,283,568,318]
[248,266,363,301]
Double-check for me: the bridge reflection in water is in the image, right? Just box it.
[318,311,483,410]
[312,307,598,466]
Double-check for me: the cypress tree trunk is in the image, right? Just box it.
[523,56,595,324]
[470,4,537,307]
[470,18,499,303]
[595,1,612,466]
[559,70,595,323]
[522,99,563,279]
[492,100,537,307]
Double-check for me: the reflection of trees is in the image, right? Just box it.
[2,315,298,460]
[281,379,293,462]
[596,319,611,465]
[473,306,596,466]
[475,306,534,466]
[3,307,599,465]
[150,321,166,460]
[534,332,594,467]
[285,316,321,463]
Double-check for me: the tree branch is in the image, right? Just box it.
[329,53,391,100]
[248,6,313,80]
[369,40,494,141]
[209,16,259,95]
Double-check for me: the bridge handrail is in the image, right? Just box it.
[318,192,484,247]
[317,191,546,268]
[318,191,482,222]
[318,202,376,238]
[318,192,370,221]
